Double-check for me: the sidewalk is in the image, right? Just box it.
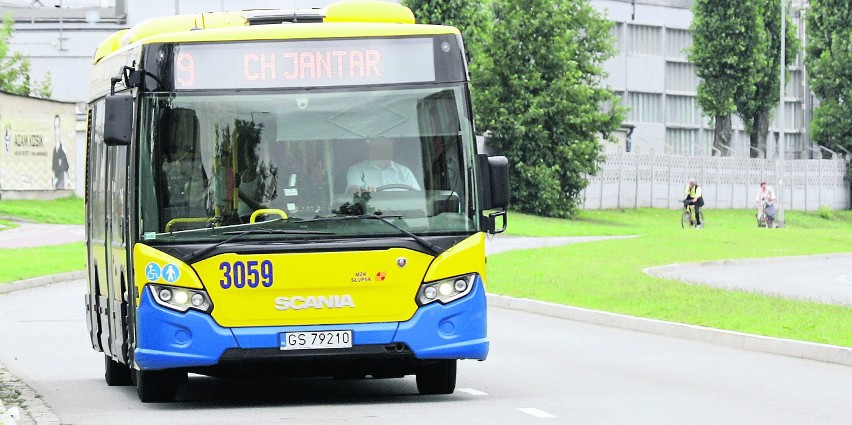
[486,234,637,256]
[0,223,84,249]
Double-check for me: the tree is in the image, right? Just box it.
[402,0,492,124]
[0,13,51,98]
[807,0,852,177]
[476,0,624,218]
[690,0,760,156]
[733,0,799,158]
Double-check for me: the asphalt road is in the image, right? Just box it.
[1,279,850,425]
[647,254,852,307]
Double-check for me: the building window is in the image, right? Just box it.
[666,95,699,126]
[665,62,698,93]
[626,92,662,122]
[666,28,692,60]
[628,24,662,56]
[611,22,624,53]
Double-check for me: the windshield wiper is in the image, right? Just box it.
[301,215,445,256]
[185,228,332,263]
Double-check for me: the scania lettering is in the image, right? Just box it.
[84,1,509,403]
[274,295,356,311]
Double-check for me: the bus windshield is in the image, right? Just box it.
[137,85,477,242]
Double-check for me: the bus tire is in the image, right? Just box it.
[415,359,456,395]
[135,368,181,403]
[104,354,132,386]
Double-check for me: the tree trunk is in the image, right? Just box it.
[714,113,732,156]
[751,109,770,158]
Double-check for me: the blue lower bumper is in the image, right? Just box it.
[134,277,489,370]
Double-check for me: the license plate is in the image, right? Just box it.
[280,330,352,350]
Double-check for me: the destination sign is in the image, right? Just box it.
[173,37,436,90]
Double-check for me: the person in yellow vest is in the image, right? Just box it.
[683,178,704,228]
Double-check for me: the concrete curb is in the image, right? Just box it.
[0,364,60,425]
[487,293,852,367]
[0,271,85,295]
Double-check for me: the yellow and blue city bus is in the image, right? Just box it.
[84,1,509,403]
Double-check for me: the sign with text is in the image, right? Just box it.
[0,93,76,192]
[173,37,436,90]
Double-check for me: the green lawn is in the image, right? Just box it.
[0,197,85,283]
[0,196,84,224]
[0,243,85,283]
[488,209,852,347]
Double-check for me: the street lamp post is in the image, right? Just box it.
[777,0,786,227]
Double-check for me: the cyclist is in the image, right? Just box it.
[683,178,704,228]
[755,180,776,226]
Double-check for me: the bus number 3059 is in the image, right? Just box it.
[219,260,274,289]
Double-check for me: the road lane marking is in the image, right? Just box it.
[517,408,556,418]
[456,388,488,396]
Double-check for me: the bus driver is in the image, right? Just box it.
[346,136,420,193]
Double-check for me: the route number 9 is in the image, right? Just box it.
[176,52,195,88]
[220,260,274,289]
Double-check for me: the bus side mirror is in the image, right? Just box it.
[487,155,509,209]
[104,93,133,146]
[478,154,510,234]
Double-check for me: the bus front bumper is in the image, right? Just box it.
[134,278,488,370]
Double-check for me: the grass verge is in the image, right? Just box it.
[488,208,852,347]
[0,196,84,224]
[0,243,85,284]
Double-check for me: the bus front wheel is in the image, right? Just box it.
[104,355,132,386]
[415,359,456,395]
[135,368,183,403]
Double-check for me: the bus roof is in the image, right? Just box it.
[93,1,460,65]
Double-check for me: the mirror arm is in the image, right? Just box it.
[487,210,507,234]
[109,66,151,95]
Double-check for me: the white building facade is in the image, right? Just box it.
[593,0,814,160]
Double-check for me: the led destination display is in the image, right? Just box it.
[173,37,436,90]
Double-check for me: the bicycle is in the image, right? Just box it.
[757,200,775,228]
[681,201,704,229]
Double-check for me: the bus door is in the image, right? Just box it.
[86,101,110,353]
[105,143,130,364]
[86,96,131,363]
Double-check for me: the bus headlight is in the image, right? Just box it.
[416,274,476,306]
[150,284,213,313]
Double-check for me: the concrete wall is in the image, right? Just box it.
[0,91,80,199]
[583,152,851,211]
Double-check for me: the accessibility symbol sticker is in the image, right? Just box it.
[145,262,161,281]
[162,264,180,283]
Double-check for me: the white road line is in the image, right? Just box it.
[517,408,557,418]
[456,388,489,396]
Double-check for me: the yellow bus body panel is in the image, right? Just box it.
[132,243,204,301]
[95,22,458,63]
[194,249,433,327]
[131,234,485,328]
[94,0,461,63]
[139,23,457,45]
[423,233,486,283]
[123,12,248,46]
[324,1,415,24]
[92,29,128,64]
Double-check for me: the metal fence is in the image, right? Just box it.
[582,153,850,211]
